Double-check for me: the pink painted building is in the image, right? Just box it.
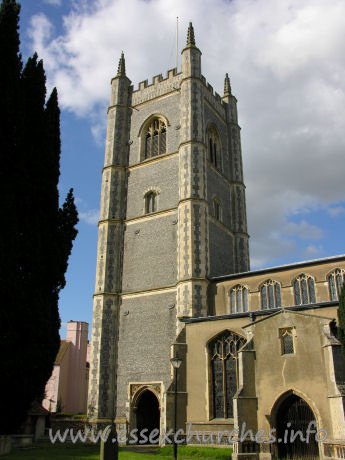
[42,321,90,414]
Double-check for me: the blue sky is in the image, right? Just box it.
[18,0,345,338]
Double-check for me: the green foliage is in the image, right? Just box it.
[7,442,233,459]
[0,0,78,434]
[53,413,87,419]
[337,282,345,358]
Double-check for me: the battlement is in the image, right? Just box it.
[130,66,228,116]
[201,74,227,119]
[131,67,183,106]
[202,75,225,103]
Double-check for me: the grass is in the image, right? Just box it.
[5,441,232,460]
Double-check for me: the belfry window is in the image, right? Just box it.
[229,285,249,313]
[293,274,316,305]
[261,279,281,310]
[145,118,166,159]
[328,269,345,301]
[207,125,221,170]
[209,331,246,419]
[213,199,222,221]
[145,192,157,214]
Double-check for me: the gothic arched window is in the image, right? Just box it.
[261,279,281,310]
[293,274,316,305]
[328,269,345,301]
[145,191,157,214]
[209,331,246,419]
[144,118,166,159]
[207,125,221,170]
[280,328,295,355]
[229,285,249,313]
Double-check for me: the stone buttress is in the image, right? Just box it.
[87,53,131,424]
[177,23,209,326]
[222,73,249,273]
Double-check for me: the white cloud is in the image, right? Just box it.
[43,0,62,6]
[79,209,99,225]
[282,220,323,240]
[328,206,345,217]
[28,13,54,50]
[26,0,345,266]
[90,108,107,147]
[304,244,323,258]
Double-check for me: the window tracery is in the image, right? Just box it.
[280,328,295,355]
[261,279,281,310]
[209,331,246,419]
[229,285,249,313]
[328,268,345,301]
[144,118,166,159]
[293,274,316,305]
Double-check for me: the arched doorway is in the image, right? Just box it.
[275,394,319,459]
[136,390,160,444]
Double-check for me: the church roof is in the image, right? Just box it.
[180,300,338,324]
[242,307,334,329]
[211,253,345,282]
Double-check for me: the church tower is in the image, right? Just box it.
[88,23,249,434]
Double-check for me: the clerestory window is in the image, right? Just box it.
[328,269,345,301]
[229,285,249,313]
[261,279,281,310]
[144,118,166,159]
[293,274,316,306]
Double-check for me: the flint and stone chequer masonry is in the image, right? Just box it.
[87,24,249,431]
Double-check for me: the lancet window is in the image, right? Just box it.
[145,192,157,214]
[207,125,221,170]
[213,199,222,221]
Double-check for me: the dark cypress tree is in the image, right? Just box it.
[337,283,345,358]
[0,0,25,433]
[0,0,23,308]
[0,0,78,434]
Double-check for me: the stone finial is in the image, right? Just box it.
[224,73,231,96]
[117,51,126,77]
[186,22,196,46]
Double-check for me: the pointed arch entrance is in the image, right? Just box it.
[135,390,160,444]
[273,393,319,459]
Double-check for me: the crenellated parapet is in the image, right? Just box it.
[131,68,183,107]
[201,77,228,119]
